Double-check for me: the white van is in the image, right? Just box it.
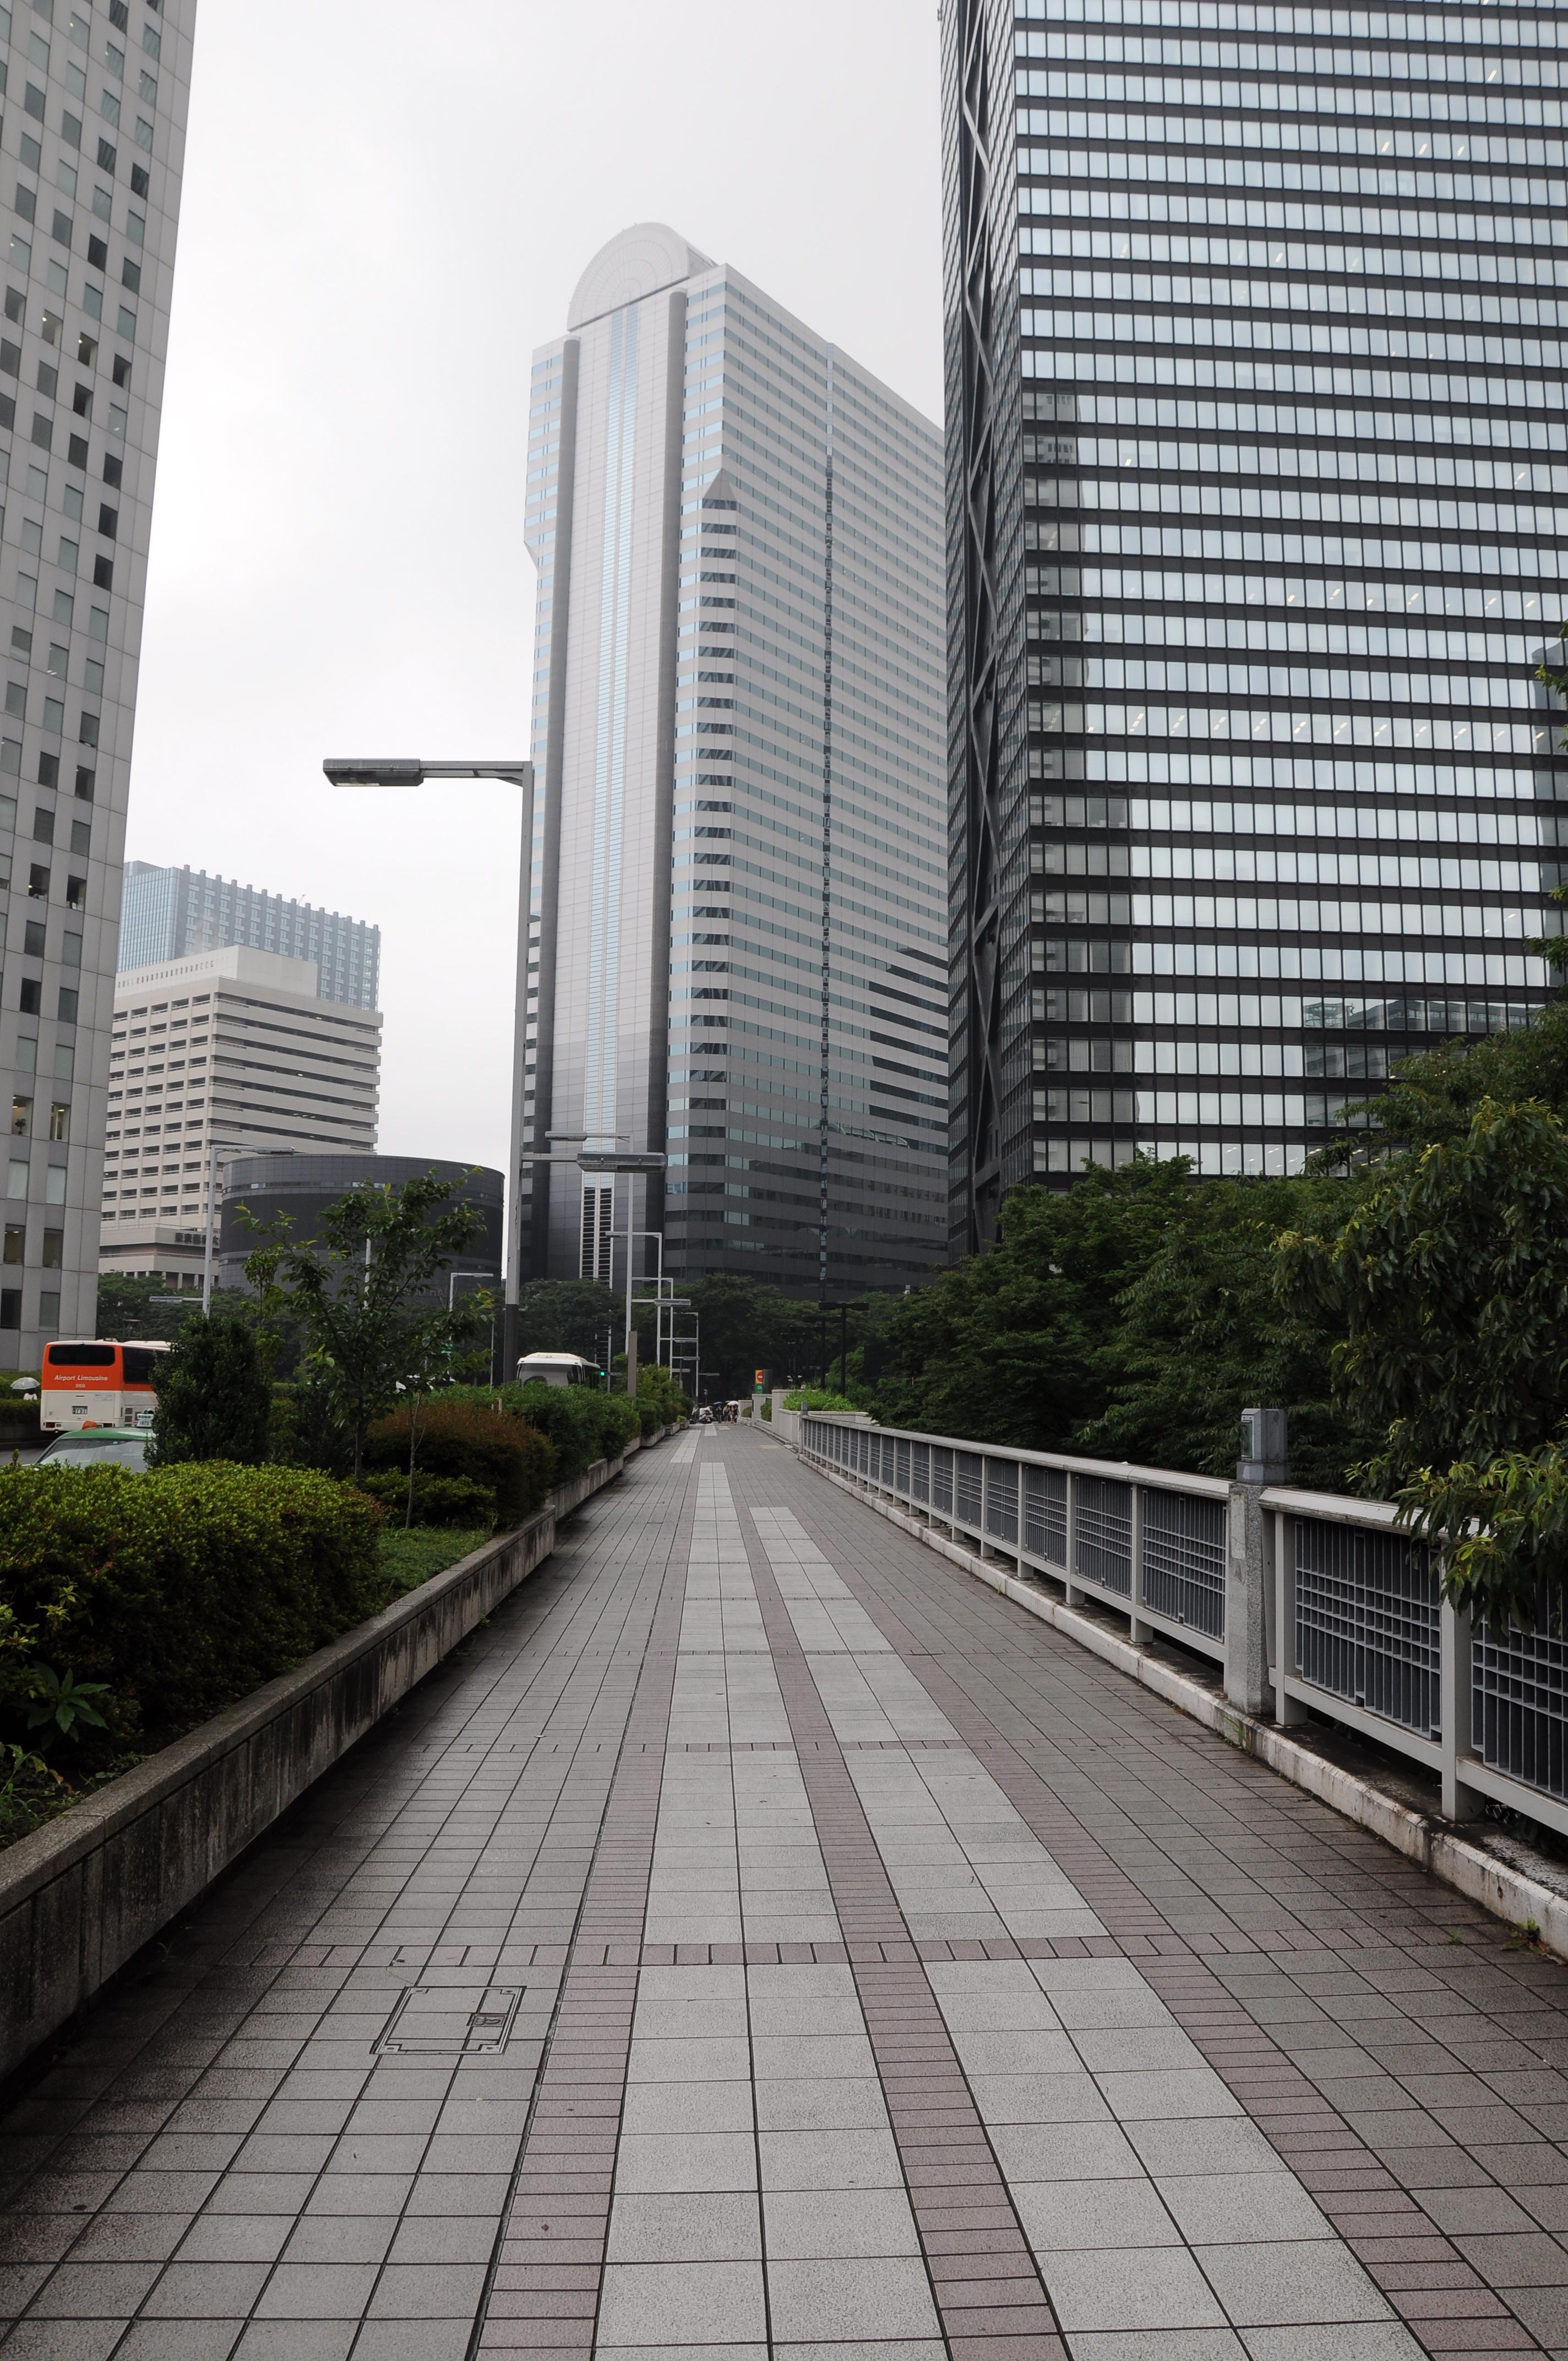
[515,1352,595,1388]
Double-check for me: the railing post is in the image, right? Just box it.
[1225,1481,1270,1716]
[1440,1598,1483,1822]
[1273,1510,1309,1727]
[1064,1471,1086,1607]
[1130,1482,1153,1645]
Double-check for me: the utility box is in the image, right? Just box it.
[1238,1406,1289,1485]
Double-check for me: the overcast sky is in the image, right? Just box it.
[127,0,944,1177]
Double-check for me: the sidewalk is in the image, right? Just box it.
[0,1427,1564,2357]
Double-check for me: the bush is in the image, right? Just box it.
[356,1471,497,1529]
[786,1386,857,1413]
[149,1311,271,1465]
[508,1385,640,1481]
[0,1464,384,1765]
[363,1400,556,1526]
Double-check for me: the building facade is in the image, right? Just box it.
[521,223,949,1303]
[214,1154,501,1301]
[118,861,380,1009]
[945,0,1566,1253]
[0,1,195,1351]
[97,945,381,1285]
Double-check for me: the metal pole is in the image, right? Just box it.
[201,1135,219,1314]
[840,1303,848,1393]
[503,766,536,1386]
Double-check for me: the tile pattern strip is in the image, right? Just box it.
[788,1471,1549,2361]
[472,1470,693,2355]
[738,1507,1068,2359]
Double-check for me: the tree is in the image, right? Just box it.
[514,1279,621,1368]
[148,1311,271,1465]
[278,1171,487,1478]
[870,1158,1199,1450]
[1281,1098,1568,1620]
[95,1274,200,1342]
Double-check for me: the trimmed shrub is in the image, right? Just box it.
[363,1401,555,1527]
[149,1312,270,1465]
[0,1464,384,1764]
[509,1384,639,1482]
[356,1471,497,1529]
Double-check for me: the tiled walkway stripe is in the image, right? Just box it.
[788,1464,1555,2361]
[473,1473,694,2354]
[739,1509,1068,2358]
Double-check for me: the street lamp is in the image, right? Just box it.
[202,1138,251,1314]
[322,758,667,1385]
[324,757,534,1377]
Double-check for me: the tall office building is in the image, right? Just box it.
[0,0,195,1353]
[522,224,948,1299]
[945,0,1566,1253]
[119,862,380,1009]
[97,945,382,1286]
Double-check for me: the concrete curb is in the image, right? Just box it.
[804,1456,1568,1961]
[0,1427,671,2081]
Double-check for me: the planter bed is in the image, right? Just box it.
[0,1434,660,2085]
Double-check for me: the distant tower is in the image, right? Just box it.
[522,225,949,1303]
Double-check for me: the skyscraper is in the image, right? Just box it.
[0,0,195,1354]
[946,0,1566,1254]
[522,225,948,1301]
[118,862,380,1009]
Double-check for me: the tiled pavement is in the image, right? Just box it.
[3,1434,1568,2355]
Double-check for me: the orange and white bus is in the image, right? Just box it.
[40,1340,171,1433]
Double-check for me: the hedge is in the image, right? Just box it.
[363,1400,556,1526]
[0,1464,384,1766]
[356,1471,497,1529]
[508,1385,641,1481]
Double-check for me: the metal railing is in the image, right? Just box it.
[799,1413,1568,1846]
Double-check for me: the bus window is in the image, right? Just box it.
[46,1343,116,1367]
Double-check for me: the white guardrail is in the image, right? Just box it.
[797,1412,1568,1844]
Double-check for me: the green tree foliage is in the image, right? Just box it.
[504,1383,640,1482]
[276,1171,487,1477]
[1282,1098,1568,1620]
[871,1160,1201,1450]
[0,1463,383,1762]
[515,1279,621,1367]
[148,1310,271,1467]
[95,1275,200,1342]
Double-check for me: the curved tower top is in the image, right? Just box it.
[565,222,714,330]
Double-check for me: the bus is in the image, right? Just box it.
[515,1351,596,1389]
[40,1340,171,1433]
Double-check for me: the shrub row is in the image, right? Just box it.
[0,1464,385,1767]
[362,1402,557,1525]
[355,1471,498,1528]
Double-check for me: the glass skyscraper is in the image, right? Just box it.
[522,225,948,1299]
[118,862,380,1010]
[0,0,194,1354]
[946,0,1566,1253]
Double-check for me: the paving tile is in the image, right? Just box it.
[766,2255,943,2341]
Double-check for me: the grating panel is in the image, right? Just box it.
[933,1447,953,1514]
[955,1450,983,1529]
[1474,1591,1568,1802]
[912,1440,930,1504]
[1023,1466,1067,1566]
[1141,1489,1226,1640]
[984,1457,1019,1543]
[1295,1516,1440,1736]
[1075,1475,1133,1597]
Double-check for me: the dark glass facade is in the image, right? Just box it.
[946,0,1567,1252]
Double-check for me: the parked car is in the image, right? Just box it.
[34,1428,150,1471]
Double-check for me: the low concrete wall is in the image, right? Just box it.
[0,1436,652,2083]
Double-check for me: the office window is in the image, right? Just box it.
[2,1227,21,1267]
[40,1228,61,1269]
[0,1291,20,1331]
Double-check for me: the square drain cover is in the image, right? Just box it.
[374,1983,523,2056]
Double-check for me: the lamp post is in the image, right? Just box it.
[201,1138,251,1315]
[324,757,534,1379]
[324,759,670,1383]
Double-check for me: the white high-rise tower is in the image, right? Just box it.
[522,225,949,1303]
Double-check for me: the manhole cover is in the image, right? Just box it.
[373,1984,524,2056]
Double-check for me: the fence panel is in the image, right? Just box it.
[1295,1516,1440,1737]
[1141,1490,1226,1640]
[1474,1591,1568,1804]
[911,1441,930,1504]
[932,1447,953,1516]
[1075,1476,1133,1597]
[1023,1466,1068,1566]
[955,1451,984,1530]
[984,1458,1019,1545]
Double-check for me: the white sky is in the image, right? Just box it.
[128,0,945,1177]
